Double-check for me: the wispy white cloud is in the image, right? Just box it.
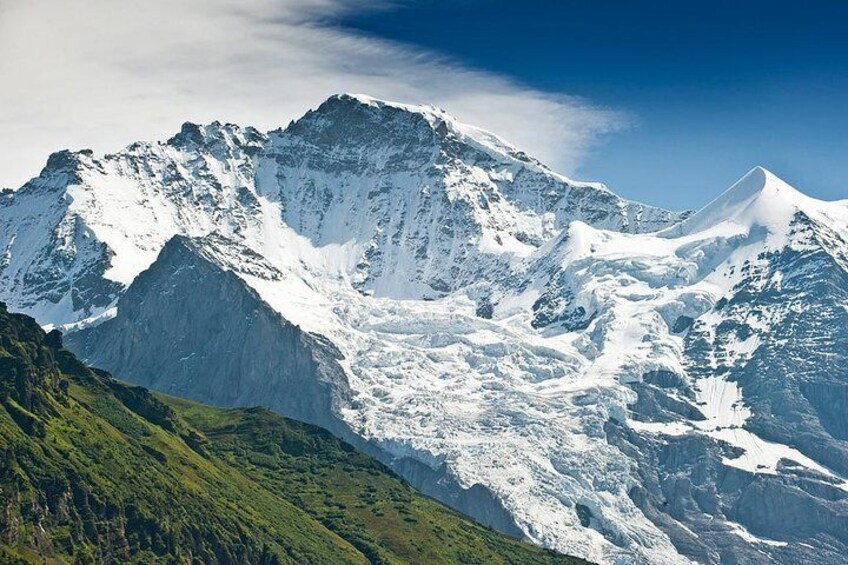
[0,0,626,188]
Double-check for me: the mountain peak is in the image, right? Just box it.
[166,120,264,150]
[304,92,449,126]
[285,92,469,146]
[733,165,770,194]
[282,93,557,175]
[331,92,447,116]
[711,165,802,207]
[665,166,812,236]
[728,165,794,199]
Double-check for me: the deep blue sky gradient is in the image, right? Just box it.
[338,0,847,209]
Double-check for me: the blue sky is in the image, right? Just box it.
[338,0,848,209]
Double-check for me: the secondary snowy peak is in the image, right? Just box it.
[665,166,834,237]
[509,166,848,332]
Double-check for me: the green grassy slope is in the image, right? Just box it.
[0,303,587,564]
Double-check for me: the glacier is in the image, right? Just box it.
[3,94,848,564]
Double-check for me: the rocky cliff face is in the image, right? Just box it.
[2,96,848,564]
[65,235,351,438]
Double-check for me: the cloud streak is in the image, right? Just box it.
[0,0,626,188]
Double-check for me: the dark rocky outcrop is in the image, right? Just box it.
[66,236,352,438]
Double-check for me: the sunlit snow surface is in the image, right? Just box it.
[3,94,848,564]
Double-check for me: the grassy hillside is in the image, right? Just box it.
[0,303,586,564]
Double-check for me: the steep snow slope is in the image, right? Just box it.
[2,97,847,564]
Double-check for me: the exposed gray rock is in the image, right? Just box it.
[608,420,848,564]
[65,235,352,437]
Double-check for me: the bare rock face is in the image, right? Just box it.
[65,235,351,437]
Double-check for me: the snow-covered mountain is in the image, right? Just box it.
[0,94,676,325]
[3,94,848,564]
